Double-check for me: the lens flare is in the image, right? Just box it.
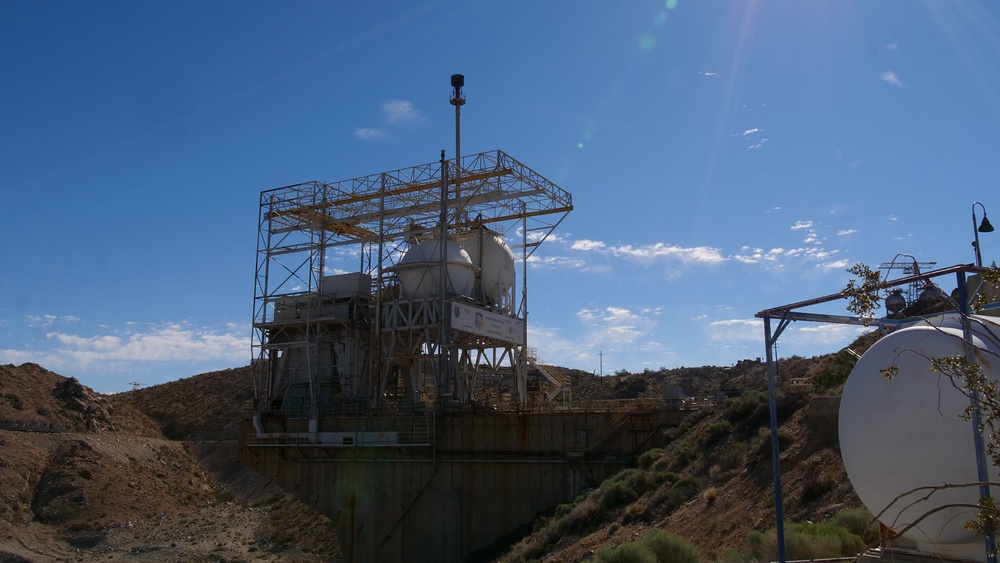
[638,32,657,50]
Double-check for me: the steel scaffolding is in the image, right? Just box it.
[252,150,572,418]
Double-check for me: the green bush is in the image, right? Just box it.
[599,480,638,510]
[663,419,693,442]
[813,350,857,392]
[597,542,656,563]
[746,530,765,560]
[558,496,603,534]
[597,529,700,563]
[830,508,877,543]
[637,448,664,469]
[716,547,752,563]
[612,468,658,496]
[756,426,794,456]
[762,522,866,561]
[641,528,700,563]
[667,476,700,506]
[703,420,733,447]
[724,390,767,421]
[670,439,699,469]
[649,455,673,473]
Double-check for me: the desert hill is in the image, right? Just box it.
[1,331,878,562]
[0,363,340,562]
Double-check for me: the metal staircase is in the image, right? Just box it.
[526,352,571,404]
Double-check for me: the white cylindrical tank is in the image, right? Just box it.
[391,237,476,299]
[461,231,515,304]
[839,314,1000,561]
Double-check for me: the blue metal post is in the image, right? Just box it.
[957,271,998,563]
[763,316,787,563]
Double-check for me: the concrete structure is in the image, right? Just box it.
[239,401,688,562]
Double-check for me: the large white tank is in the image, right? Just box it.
[461,231,515,305]
[391,237,476,299]
[839,314,1000,561]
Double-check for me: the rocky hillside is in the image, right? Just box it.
[0,330,879,562]
[496,335,880,562]
[0,363,340,562]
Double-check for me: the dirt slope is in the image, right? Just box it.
[0,363,340,562]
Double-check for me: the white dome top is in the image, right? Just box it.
[392,237,476,299]
[839,315,1000,561]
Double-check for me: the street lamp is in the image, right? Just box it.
[973,201,995,268]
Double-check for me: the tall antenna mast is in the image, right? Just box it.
[450,74,466,225]
[450,74,465,165]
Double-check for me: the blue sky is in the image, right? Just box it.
[3,1,1000,393]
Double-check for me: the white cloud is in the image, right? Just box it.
[816,259,850,270]
[381,99,425,125]
[790,220,813,231]
[530,306,663,372]
[733,246,839,265]
[26,314,81,329]
[608,242,726,264]
[526,254,591,270]
[354,128,388,141]
[699,71,720,77]
[881,71,904,87]
[741,127,767,149]
[837,229,858,236]
[0,322,249,373]
[571,239,606,251]
[577,305,659,345]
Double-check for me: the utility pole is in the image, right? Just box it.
[598,350,604,377]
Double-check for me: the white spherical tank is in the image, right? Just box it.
[839,315,1000,561]
[392,237,476,299]
[461,232,515,304]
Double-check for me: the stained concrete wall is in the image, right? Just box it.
[238,408,684,563]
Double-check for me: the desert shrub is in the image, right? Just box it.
[799,473,836,503]
[703,420,733,447]
[553,496,583,519]
[597,542,656,563]
[716,547,753,563]
[712,440,749,473]
[746,530,765,560]
[830,508,877,543]
[637,448,663,469]
[640,529,700,563]
[599,480,638,510]
[620,468,661,494]
[812,350,856,392]
[702,486,718,503]
[649,455,673,473]
[761,522,865,561]
[724,390,767,421]
[559,496,604,534]
[667,475,700,506]
[663,419,693,442]
[755,426,794,456]
[670,439,699,470]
